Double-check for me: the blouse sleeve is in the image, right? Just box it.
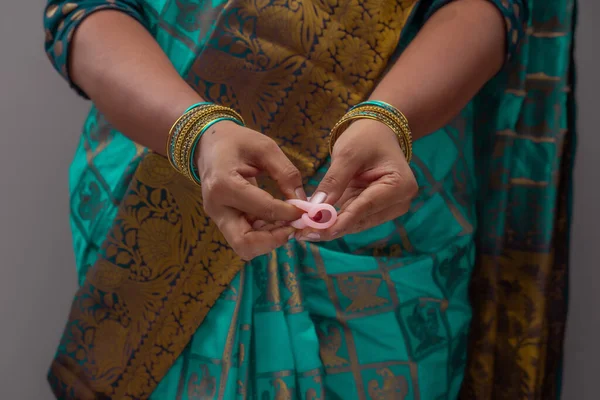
[43,1,148,98]
[425,0,528,62]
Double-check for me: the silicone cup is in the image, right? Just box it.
[286,199,337,230]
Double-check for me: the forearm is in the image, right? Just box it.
[370,0,507,139]
[70,11,202,155]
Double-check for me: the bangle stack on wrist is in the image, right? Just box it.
[166,102,245,185]
[329,100,413,163]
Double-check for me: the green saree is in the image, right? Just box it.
[43,0,575,399]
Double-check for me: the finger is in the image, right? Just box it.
[331,201,409,238]
[251,141,307,200]
[212,173,302,222]
[335,185,364,209]
[339,179,403,217]
[295,172,416,241]
[327,175,414,234]
[246,177,265,228]
[296,201,409,242]
[296,181,398,241]
[344,166,420,213]
[255,220,289,231]
[217,207,295,260]
[247,214,259,226]
[310,155,360,206]
[207,176,260,225]
[251,219,267,229]
[246,178,292,230]
[253,220,288,231]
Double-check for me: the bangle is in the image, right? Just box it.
[175,111,225,172]
[168,104,243,169]
[172,108,216,170]
[178,112,234,181]
[187,117,244,184]
[361,100,412,161]
[166,103,245,185]
[167,104,215,169]
[184,102,213,113]
[329,100,413,163]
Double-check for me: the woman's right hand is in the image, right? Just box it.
[196,121,305,260]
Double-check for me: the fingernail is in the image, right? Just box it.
[310,192,326,204]
[300,232,321,241]
[253,220,267,229]
[295,187,307,200]
[332,231,340,238]
[288,233,295,241]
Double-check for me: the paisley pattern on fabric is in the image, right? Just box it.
[42,0,574,399]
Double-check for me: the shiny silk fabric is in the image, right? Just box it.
[43,0,574,399]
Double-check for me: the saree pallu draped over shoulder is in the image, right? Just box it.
[43,0,575,399]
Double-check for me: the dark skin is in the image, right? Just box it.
[70,0,506,258]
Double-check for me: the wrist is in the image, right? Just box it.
[194,119,240,167]
[345,118,400,144]
[330,101,412,162]
[332,118,404,159]
[167,104,245,185]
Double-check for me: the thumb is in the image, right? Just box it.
[311,156,357,205]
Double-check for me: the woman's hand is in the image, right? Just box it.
[295,119,418,241]
[197,121,305,260]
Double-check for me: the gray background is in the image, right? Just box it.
[0,1,596,399]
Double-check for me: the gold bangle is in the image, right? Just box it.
[329,101,413,162]
[330,112,408,157]
[332,107,408,145]
[172,105,233,169]
[179,112,232,179]
[176,112,215,172]
[167,104,246,183]
[173,108,216,169]
[337,105,411,152]
[169,106,212,169]
[353,106,412,161]
[166,104,215,167]
[177,108,244,170]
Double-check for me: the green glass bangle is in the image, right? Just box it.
[187,116,244,184]
[184,102,213,113]
[352,100,398,115]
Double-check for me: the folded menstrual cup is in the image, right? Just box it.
[286,199,337,230]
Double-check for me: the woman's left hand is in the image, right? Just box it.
[295,118,418,241]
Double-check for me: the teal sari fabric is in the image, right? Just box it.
[43,0,574,399]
